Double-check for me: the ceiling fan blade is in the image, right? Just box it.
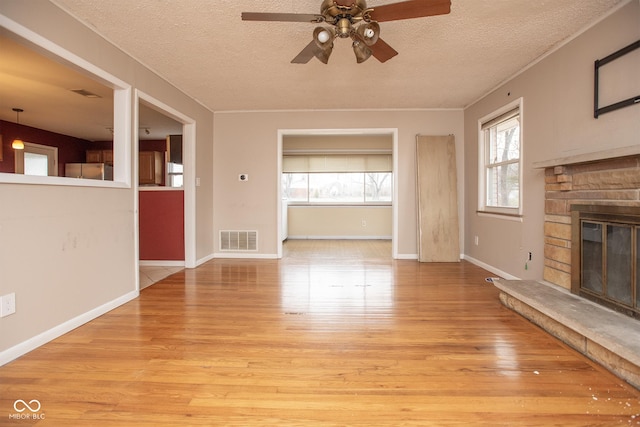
[370,38,399,63]
[369,0,451,22]
[291,40,318,64]
[242,12,323,23]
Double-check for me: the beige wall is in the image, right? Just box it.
[288,206,392,239]
[213,110,465,258]
[0,1,214,360]
[463,1,640,280]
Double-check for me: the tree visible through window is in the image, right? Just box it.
[282,172,392,204]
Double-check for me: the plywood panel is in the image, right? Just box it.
[416,135,460,262]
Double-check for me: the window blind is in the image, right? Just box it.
[480,107,519,130]
[283,154,392,173]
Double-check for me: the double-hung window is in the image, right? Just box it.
[479,99,523,217]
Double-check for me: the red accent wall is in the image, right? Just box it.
[139,190,185,261]
[0,120,97,175]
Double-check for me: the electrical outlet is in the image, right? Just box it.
[474,236,479,246]
[361,220,367,227]
[1,293,16,317]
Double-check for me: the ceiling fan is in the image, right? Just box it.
[242,0,451,64]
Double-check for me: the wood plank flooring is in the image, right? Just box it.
[1,240,639,426]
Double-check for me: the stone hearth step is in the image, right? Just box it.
[494,279,640,390]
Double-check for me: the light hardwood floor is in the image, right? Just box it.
[1,240,639,426]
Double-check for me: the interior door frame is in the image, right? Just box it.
[14,142,59,176]
[276,128,399,259]
[134,90,197,279]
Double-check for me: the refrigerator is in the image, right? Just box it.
[65,163,113,180]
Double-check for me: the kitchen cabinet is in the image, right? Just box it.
[86,149,113,164]
[139,151,163,185]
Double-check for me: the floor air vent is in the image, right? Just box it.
[220,230,258,251]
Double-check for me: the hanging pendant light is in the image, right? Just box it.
[11,108,24,150]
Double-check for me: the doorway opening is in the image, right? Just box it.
[15,142,58,176]
[277,128,399,260]
[135,91,197,289]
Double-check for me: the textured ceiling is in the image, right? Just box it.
[48,0,627,112]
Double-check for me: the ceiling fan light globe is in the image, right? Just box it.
[356,21,380,46]
[317,30,331,44]
[353,41,372,63]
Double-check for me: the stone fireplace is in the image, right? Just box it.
[543,154,640,308]
[493,152,640,389]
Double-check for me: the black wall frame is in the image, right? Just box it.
[594,39,640,118]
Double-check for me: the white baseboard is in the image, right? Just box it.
[287,236,392,240]
[213,252,279,259]
[0,290,138,367]
[196,253,216,267]
[462,254,520,280]
[395,253,418,260]
[139,260,185,267]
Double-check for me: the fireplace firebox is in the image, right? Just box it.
[571,205,640,319]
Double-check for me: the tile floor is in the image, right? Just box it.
[139,265,183,289]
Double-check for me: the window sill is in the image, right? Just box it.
[476,210,524,222]
[287,203,392,208]
[0,173,130,188]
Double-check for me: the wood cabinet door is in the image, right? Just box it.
[86,150,102,163]
[139,151,163,185]
[102,150,113,164]
[139,151,155,184]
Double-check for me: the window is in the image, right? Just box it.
[479,99,523,216]
[15,142,58,177]
[282,153,392,205]
[283,172,392,204]
[167,162,183,188]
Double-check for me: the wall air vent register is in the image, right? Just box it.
[219,231,258,251]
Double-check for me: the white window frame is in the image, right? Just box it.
[14,142,58,176]
[478,98,523,218]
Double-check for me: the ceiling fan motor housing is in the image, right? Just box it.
[320,0,369,22]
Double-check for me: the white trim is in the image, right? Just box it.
[284,148,392,155]
[14,142,58,176]
[477,98,524,217]
[0,290,138,367]
[462,254,520,280]
[139,260,186,267]
[215,108,464,115]
[395,253,418,260]
[276,128,399,260]
[213,252,279,260]
[287,235,392,240]
[196,253,216,267]
[0,173,130,188]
